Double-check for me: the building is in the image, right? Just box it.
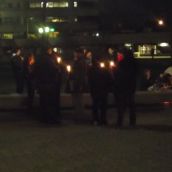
[0,0,100,47]
[0,0,171,58]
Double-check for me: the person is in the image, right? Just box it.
[11,48,25,94]
[23,51,36,110]
[140,68,154,91]
[88,52,111,126]
[34,46,62,124]
[72,48,87,115]
[84,49,93,92]
[151,47,155,58]
[107,46,117,61]
[113,48,138,128]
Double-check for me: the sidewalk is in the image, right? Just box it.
[0,108,172,172]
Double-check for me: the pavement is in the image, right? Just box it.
[0,107,172,172]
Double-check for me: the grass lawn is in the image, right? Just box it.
[0,109,172,172]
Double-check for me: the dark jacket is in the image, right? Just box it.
[72,56,87,92]
[114,54,138,94]
[34,52,61,91]
[88,60,111,98]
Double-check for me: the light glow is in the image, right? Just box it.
[66,65,72,73]
[57,57,62,64]
[100,62,105,68]
[38,27,44,34]
[159,42,169,47]
[109,61,116,68]
[158,19,164,26]
[44,26,50,33]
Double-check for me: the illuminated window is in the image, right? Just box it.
[138,45,157,56]
[41,2,44,8]
[46,17,68,23]
[2,33,13,39]
[49,32,60,38]
[30,2,43,8]
[74,1,78,7]
[46,1,69,8]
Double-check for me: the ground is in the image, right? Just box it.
[0,54,172,172]
[0,107,172,172]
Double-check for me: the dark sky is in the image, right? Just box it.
[101,0,172,27]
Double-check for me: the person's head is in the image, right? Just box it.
[122,47,134,59]
[85,50,92,59]
[47,47,53,55]
[108,47,114,55]
[15,48,21,56]
[144,69,152,79]
[73,48,84,59]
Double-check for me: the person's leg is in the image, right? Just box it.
[115,93,126,127]
[55,87,61,123]
[100,95,108,125]
[16,73,24,94]
[39,91,48,122]
[27,80,35,109]
[128,94,136,127]
[92,96,99,125]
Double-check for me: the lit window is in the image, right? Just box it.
[74,1,78,7]
[46,17,68,23]
[2,33,13,39]
[46,1,69,8]
[41,2,44,8]
[46,2,53,8]
[30,2,43,8]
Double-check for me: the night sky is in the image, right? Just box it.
[100,0,172,29]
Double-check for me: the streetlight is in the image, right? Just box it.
[38,27,44,34]
[38,26,55,34]
[44,26,50,33]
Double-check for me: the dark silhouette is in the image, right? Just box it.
[34,47,62,124]
[23,51,36,110]
[11,48,25,94]
[72,48,87,115]
[140,68,154,91]
[113,48,138,128]
[88,53,111,125]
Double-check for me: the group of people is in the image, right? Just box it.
[11,46,138,128]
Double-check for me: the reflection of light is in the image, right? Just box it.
[109,61,116,67]
[100,62,105,68]
[66,65,71,73]
[57,57,62,64]
[159,42,169,47]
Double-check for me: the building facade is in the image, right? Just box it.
[0,0,171,58]
[0,0,100,45]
